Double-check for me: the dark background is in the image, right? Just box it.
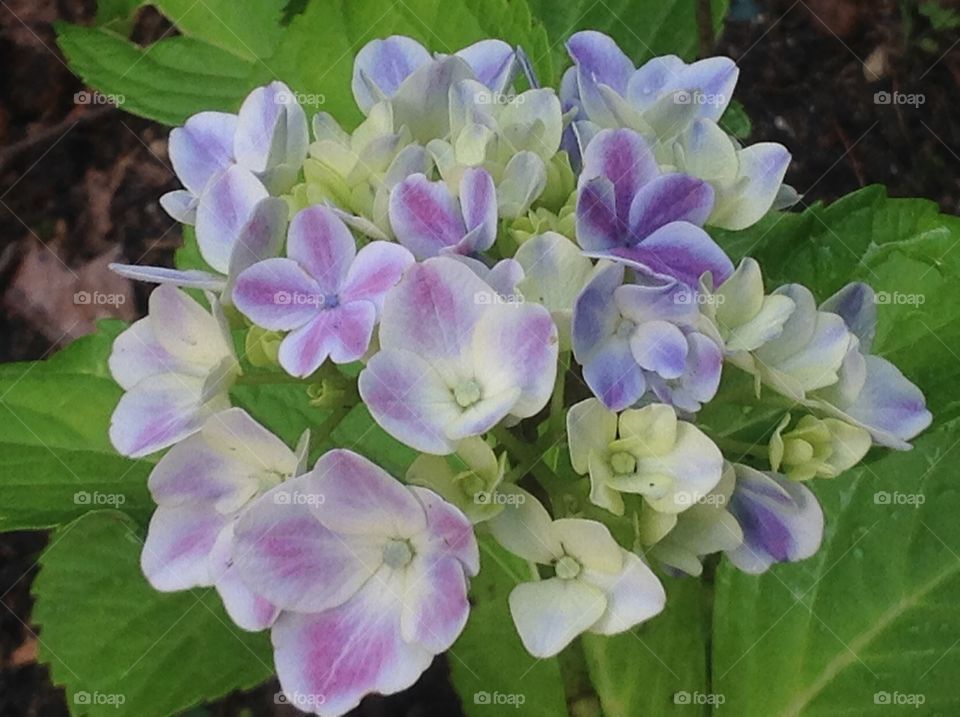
[1,0,958,714]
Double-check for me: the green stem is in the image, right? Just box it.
[492,426,563,491]
[547,352,570,440]
[712,436,769,460]
[235,372,306,386]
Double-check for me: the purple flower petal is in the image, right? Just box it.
[567,31,634,127]
[607,221,734,287]
[627,173,715,239]
[160,189,199,223]
[456,39,517,92]
[674,57,739,120]
[576,176,623,252]
[820,282,877,352]
[352,36,432,114]
[310,450,427,538]
[571,262,625,363]
[287,205,357,294]
[225,197,288,284]
[234,81,308,175]
[271,572,432,716]
[458,167,497,253]
[339,241,414,311]
[400,553,469,652]
[726,466,824,574]
[359,348,462,455]
[233,474,383,613]
[378,258,487,364]
[580,129,659,222]
[583,337,647,412]
[629,320,689,379]
[233,257,321,331]
[278,301,376,376]
[195,166,268,274]
[141,504,228,590]
[109,263,226,291]
[389,174,466,259]
[108,318,190,391]
[625,55,684,110]
[209,523,280,631]
[168,111,237,196]
[410,486,479,575]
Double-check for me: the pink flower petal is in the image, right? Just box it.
[339,241,414,311]
[141,504,228,591]
[168,111,237,196]
[277,302,376,377]
[233,258,321,331]
[195,166,268,274]
[400,554,470,653]
[410,487,479,574]
[389,174,466,259]
[287,205,357,293]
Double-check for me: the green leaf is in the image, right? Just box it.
[152,0,285,61]
[0,324,153,531]
[582,577,711,716]
[712,417,960,715]
[331,404,418,477]
[449,537,568,716]
[264,0,555,129]
[33,511,274,717]
[526,0,730,68]
[715,187,960,418]
[55,22,257,125]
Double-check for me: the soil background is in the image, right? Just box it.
[1,0,958,715]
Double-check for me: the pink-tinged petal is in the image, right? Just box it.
[389,174,466,259]
[277,302,376,377]
[409,486,479,574]
[628,173,715,239]
[567,31,634,94]
[233,474,383,612]
[233,258,321,331]
[109,317,189,391]
[820,282,876,352]
[160,189,198,223]
[675,57,738,120]
[195,166,268,274]
[626,55,685,109]
[378,258,488,365]
[339,241,414,310]
[168,111,237,195]
[576,177,622,252]
[234,81,308,175]
[109,374,214,458]
[310,449,427,537]
[352,36,432,113]
[456,39,517,92]
[582,549,666,635]
[629,320,689,379]
[109,263,226,291]
[147,284,234,367]
[141,504,228,591]
[286,205,357,292]
[607,221,734,287]
[583,337,647,412]
[580,128,659,220]
[614,280,700,327]
[272,569,433,716]
[458,167,497,253]
[509,578,606,658]
[359,348,462,455]
[472,303,559,418]
[225,197,288,286]
[401,554,470,652]
[208,523,280,631]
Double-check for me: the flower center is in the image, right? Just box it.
[453,379,482,408]
[555,555,582,580]
[382,539,414,568]
[615,317,636,340]
[322,293,340,310]
[609,451,637,476]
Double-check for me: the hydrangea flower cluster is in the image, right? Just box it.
[108,32,932,716]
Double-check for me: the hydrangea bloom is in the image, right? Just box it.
[575,128,733,287]
[108,285,238,457]
[359,257,558,454]
[769,413,871,481]
[160,80,308,222]
[572,262,723,412]
[232,449,478,715]
[141,408,307,630]
[233,205,413,377]
[567,398,723,515]
[489,487,665,657]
